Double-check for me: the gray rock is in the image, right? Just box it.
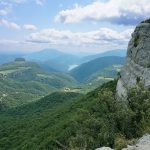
[96,134,150,150]
[95,147,113,150]
[116,22,150,98]
[122,134,150,150]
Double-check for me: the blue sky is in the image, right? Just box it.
[0,0,149,54]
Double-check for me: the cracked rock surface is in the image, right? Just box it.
[116,23,150,98]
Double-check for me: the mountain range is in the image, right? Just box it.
[24,49,80,72]
[0,19,150,150]
[81,49,126,63]
[0,49,126,108]
[70,56,125,83]
[0,49,126,72]
[0,47,149,150]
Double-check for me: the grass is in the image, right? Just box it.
[0,67,31,75]
[0,69,17,74]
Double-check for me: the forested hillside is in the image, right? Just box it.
[0,80,149,150]
[0,60,77,108]
[70,56,124,83]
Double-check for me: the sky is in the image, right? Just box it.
[0,0,150,54]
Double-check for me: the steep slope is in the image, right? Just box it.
[0,60,77,108]
[0,80,149,150]
[117,20,150,98]
[70,56,125,83]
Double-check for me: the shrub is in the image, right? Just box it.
[115,135,128,150]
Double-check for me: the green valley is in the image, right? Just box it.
[70,56,124,83]
[0,60,77,109]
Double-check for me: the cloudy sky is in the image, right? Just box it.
[0,0,149,54]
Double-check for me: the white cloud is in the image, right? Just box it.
[0,19,39,31]
[23,24,37,31]
[27,27,134,50]
[0,1,11,16]
[0,0,43,18]
[0,0,26,17]
[35,0,45,5]
[55,0,150,25]
[0,19,21,30]
[0,39,20,45]
[0,27,134,53]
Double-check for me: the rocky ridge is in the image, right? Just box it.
[116,22,150,98]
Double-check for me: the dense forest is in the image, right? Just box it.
[0,80,149,150]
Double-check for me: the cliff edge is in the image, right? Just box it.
[117,20,150,98]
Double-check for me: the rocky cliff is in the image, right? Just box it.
[117,21,150,98]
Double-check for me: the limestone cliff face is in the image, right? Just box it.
[117,22,150,98]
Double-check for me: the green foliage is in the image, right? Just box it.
[126,84,150,136]
[114,135,128,150]
[0,61,78,109]
[0,80,149,150]
[70,56,124,83]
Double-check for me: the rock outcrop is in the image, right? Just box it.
[95,134,150,150]
[116,21,150,98]
[122,134,150,150]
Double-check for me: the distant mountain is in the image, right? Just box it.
[24,49,80,72]
[70,56,125,83]
[0,60,77,108]
[81,49,126,63]
[0,54,23,64]
[0,49,126,72]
